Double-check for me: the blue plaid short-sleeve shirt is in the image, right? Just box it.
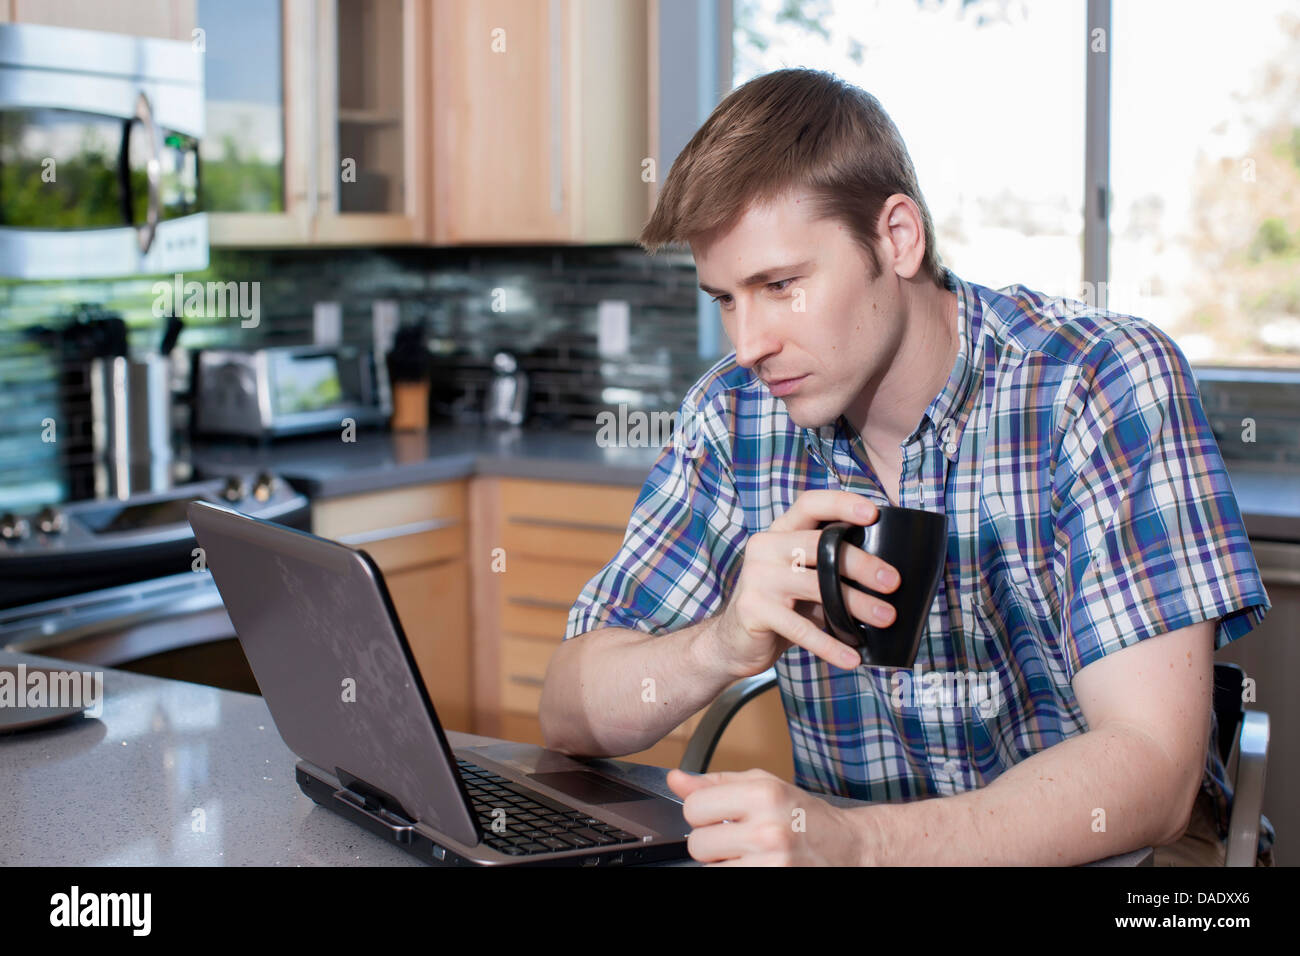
[565,267,1274,864]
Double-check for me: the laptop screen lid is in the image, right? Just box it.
[187,500,479,846]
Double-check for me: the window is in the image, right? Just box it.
[1108,0,1300,367]
[732,0,1300,370]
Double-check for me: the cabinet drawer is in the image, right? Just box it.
[501,555,603,603]
[499,635,557,714]
[499,556,604,640]
[360,524,466,572]
[500,634,698,741]
[313,481,467,539]
[499,478,639,529]
[500,523,626,565]
[501,601,572,641]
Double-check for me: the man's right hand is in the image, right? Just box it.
[706,490,902,678]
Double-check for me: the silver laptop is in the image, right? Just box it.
[188,500,691,867]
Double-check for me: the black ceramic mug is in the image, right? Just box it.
[816,506,948,667]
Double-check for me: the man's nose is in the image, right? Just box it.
[728,304,780,369]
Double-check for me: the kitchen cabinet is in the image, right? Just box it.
[471,475,795,780]
[429,0,651,243]
[312,479,473,732]
[0,0,197,40]
[201,0,428,246]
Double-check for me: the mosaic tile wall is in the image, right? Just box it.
[0,243,1296,505]
[0,243,714,496]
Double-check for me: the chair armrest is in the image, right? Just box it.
[679,668,778,773]
[1225,710,1269,867]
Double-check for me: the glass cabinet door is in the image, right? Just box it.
[313,0,424,242]
[199,0,313,245]
[197,0,286,214]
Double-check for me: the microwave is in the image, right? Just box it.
[0,23,207,279]
[192,346,393,440]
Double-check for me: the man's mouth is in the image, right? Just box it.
[765,374,808,397]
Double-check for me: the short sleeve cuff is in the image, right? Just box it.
[564,603,656,640]
[1068,585,1271,677]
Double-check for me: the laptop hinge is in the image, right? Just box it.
[333,767,420,842]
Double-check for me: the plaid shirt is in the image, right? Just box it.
[565,267,1274,865]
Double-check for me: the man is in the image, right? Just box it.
[538,68,1273,866]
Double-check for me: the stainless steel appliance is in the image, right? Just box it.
[192,345,391,439]
[0,23,207,279]
[91,353,175,493]
[0,469,309,680]
[485,351,529,426]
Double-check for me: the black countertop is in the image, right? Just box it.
[189,425,665,497]
[188,425,1300,542]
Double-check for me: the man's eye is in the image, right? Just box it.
[709,279,794,306]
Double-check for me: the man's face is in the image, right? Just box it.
[692,188,905,429]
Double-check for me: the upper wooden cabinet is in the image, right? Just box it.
[202,0,428,246]
[8,0,653,246]
[429,0,651,244]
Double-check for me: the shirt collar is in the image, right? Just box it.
[802,267,984,465]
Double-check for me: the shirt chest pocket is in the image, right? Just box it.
[977,484,1060,627]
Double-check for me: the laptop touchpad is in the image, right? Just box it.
[527,770,648,804]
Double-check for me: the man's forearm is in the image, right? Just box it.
[539,616,738,758]
[850,722,1200,865]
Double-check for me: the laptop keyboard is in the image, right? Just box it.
[456,758,642,857]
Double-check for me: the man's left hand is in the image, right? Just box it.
[666,767,867,865]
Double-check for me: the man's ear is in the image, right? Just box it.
[878,194,925,281]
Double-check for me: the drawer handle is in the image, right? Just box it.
[508,674,546,687]
[506,596,573,611]
[337,517,459,546]
[507,516,627,533]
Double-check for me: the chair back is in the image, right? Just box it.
[1213,662,1246,765]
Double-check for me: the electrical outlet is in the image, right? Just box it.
[313,301,342,346]
[597,299,630,356]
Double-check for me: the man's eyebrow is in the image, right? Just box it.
[698,260,813,295]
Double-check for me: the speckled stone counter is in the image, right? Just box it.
[0,649,689,867]
[0,649,1149,866]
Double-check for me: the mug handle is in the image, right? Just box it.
[817,521,871,650]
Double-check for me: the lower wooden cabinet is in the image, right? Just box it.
[309,473,800,780]
[478,476,796,780]
[313,480,473,733]
[385,558,472,733]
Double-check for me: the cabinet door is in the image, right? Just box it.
[199,0,314,245]
[429,0,650,244]
[313,480,472,731]
[387,558,472,733]
[311,0,428,243]
[485,477,796,778]
[430,0,569,242]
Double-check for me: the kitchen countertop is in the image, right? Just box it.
[189,424,1300,541]
[189,425,664,497]
[0,649,1150,867]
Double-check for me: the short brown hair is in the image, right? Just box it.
[640,68,945,287]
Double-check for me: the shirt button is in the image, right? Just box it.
[937,417,958,457]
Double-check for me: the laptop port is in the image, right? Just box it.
[431,844,446,861]
[608,854,624,866]
[581,856,600,866]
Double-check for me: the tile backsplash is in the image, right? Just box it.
[1,244,1297,503]
[0,243,715,492]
